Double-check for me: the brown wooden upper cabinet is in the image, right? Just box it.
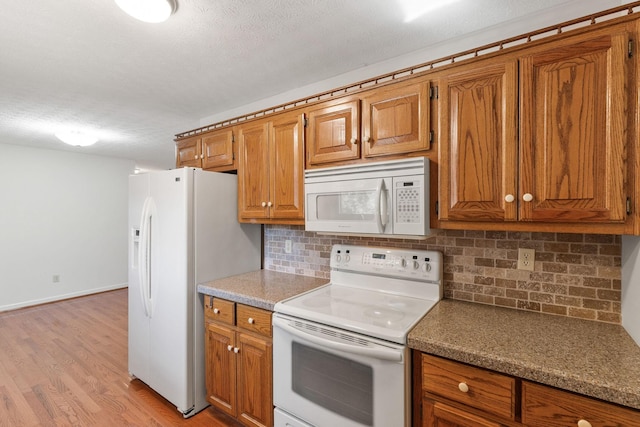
[175,128,236,172]
[237,112,305,224]
[439,24,630,225]
[306,81,430,167]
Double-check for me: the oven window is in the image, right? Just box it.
[292,342,373,426]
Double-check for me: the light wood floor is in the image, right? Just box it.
[0,289,242,427]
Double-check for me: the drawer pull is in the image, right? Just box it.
[577,420,592,427]
[248,317,255,324]
[227,345,233,351]
[213,308,220,314]
[458,382,469,393]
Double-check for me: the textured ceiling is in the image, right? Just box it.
[0,0,622,169]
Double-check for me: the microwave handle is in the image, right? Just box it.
[376,179,388,232]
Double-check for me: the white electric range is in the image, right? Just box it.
[272,244,443,427]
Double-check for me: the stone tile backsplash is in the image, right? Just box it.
[264,225,622,323]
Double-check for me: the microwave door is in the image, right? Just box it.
[305,178,392,235]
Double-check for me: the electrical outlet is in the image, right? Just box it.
[52,275,60,283]
[285,240,292,254]
[517,248,535,271]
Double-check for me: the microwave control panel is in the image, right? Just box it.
[393,175,426,235]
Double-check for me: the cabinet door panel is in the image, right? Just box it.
[423,400,503,427]
[237,333,273,427]
[307,100,360,165]
[202,129,235,170]
[269,113,305,220]
[439,60,518,222]
[238,122,270,220]
[519,32,627,222]
[176,137,201,168]
[362,82,429,157]
[205,322,237,417]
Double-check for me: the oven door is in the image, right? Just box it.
[273,313,410,427]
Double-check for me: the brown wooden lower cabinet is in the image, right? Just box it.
[415,352,640,427]
[205,297,273,427]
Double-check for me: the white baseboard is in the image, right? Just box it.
[0,283,128,313]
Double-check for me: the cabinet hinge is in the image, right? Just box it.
[429,130,434,143]
[627,197,632,215]
[435,200,439,216]
[304,118,308,127]
[629,39,634,58]
[429,86,439,100]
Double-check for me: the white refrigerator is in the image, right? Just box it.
[128,167,261,417]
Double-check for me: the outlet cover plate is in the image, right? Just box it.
[517,248,535,271]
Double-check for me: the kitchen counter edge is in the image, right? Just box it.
[408,299,640,410]
[197,269,329,311]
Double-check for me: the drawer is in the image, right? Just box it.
[522,381,640,427]
[421,354,516,421]
[237,304,272,337]
[204,297,235,326]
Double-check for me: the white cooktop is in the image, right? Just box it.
[274,244,443,344]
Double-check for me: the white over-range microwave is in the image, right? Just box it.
[304,157,431,238]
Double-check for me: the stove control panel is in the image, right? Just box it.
[331,244,442,281]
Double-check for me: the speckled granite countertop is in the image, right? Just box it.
[408,299,640,410]
[197,270,328,311]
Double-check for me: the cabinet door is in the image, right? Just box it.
[439,59,518,222]
[238,121,270,220]
[202,128,235,170]
[519,30,627,222]
[307,99,360,166]
[237,333,273,427]
[175,136,202,168]
[269,112,305,220]
[205,322,237,417]
[423,400,503,427]
[362,82,430,157]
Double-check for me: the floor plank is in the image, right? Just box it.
[0,289,243,427]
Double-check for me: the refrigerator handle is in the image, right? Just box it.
[138,197,153,318]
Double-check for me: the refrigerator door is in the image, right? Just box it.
[147,168,192,413]
[128,173,151,384]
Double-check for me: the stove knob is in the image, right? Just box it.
[413,260,420,270]
[345,254,350,262]
[401,258,408,268]
[423,263,432,272]
[336,254,342,263]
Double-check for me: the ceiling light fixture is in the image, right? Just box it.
[115,0,176,23]
[55,130,99,147]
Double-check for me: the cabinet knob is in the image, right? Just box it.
[267,201,273,207]
[248,317,255,324]
[213,308,220,314]
[227,345,233,351]
[200,154,204,159]
[233,347,240,354]
[350,137,357,144]
[363,136,371,143]
[458,382,469,393]
[577,420,592,427]
[194,155,198,160]
[261,202,267,207]
[522,193,534,202]
[504,194,515,203]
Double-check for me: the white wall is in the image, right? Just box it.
[0,143,136,311]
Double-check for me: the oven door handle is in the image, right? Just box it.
[274,317,403,362]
